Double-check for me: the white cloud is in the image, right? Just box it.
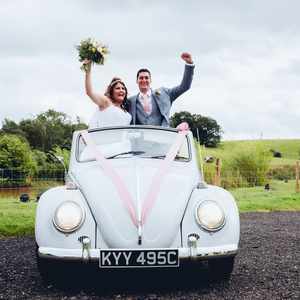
[1,0,300,140]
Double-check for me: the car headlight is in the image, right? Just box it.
[195,200,225,231]
[53,201,85,233]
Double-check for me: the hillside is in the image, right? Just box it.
[202,139,300,166]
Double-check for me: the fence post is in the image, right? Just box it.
[296,161,300,193]
[214,158,221,186]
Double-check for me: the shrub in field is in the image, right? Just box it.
[201,143,272,188]
[267,164,295,181]
[220,170,249,189]
[0,134,37,187]
[224,145,272,187]
[32,149,65,181]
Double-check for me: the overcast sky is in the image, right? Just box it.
[1,0,299,140]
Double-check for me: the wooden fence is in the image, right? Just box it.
[211,159,300,193]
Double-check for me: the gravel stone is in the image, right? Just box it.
[0,212,299,299]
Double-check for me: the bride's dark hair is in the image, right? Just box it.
[105,77,129,111]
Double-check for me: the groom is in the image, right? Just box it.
[128,53,194,127]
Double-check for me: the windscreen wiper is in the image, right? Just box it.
[148,155,166,159]
[148,155,188,160]
[107,151,145,159]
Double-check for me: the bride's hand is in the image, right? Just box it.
[82,59,92,73]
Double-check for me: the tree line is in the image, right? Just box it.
[0,109,222,187]
[0,110,87,187]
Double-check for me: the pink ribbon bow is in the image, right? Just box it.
[176,122,189,131]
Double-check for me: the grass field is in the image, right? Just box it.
[201,139,300,166]
[0,197,36,237]
[230,180,300,212]
[0,181,62,237]
[197,139,300,188]
[0,180,299,237]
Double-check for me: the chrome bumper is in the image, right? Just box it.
[38,244,238,262]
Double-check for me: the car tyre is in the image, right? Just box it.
[208,257,235,281]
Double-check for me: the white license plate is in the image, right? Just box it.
[99,249,179,268]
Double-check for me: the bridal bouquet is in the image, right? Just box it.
[76,38,109,71]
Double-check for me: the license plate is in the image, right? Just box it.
[99,249,179,268]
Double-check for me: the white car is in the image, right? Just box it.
[35,125,240,282]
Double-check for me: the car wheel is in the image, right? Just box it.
[208,257,235,281]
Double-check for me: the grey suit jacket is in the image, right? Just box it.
[128,64,195,126]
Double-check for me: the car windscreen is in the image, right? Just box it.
[77,128,190,162]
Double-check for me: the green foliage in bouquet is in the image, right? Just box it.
[76,38,109,71]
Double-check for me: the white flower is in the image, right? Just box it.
[155,89,161,96]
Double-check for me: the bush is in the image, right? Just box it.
[268,165,295,181]
[0,134,37,187]
[225,145,272,186]
[201,143,272,188]
[32,149,65,181]
[50,146,70,170]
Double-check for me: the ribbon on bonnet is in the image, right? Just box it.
[80,122,189,229]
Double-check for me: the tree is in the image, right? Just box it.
[0,110,88,182]
[170,111,222,147]
[32,148,65,181]
[50,146,71,170]
[1,109,88,152]
[19,110,71,152]
[0,134,37,187]
[1,118,26,139]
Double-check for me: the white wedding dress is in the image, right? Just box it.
[82,105,132,160]
[88,105,132,129]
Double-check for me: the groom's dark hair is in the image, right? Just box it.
[136,68,151,80]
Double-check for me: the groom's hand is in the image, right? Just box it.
[181,52,193,64]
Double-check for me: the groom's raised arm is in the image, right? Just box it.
[167,53,195,103]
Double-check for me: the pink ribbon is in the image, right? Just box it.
[140,123,189,225]
[80,122,189,228]
[81,131,138,227]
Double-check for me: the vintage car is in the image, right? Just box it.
[35,125,240,282]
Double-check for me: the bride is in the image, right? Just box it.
[83,60,132,128]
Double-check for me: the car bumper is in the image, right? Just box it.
[38,244,238,263]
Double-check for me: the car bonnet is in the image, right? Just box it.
[72,158,196,248]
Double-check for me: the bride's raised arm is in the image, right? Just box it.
[84,60,110,109]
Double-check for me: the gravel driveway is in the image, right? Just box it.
[0,212,299,300]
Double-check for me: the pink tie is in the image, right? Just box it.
[142,94,151,114]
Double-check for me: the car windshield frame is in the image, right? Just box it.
[75,126,192,163]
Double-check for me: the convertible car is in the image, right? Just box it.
[35,125,240,282]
